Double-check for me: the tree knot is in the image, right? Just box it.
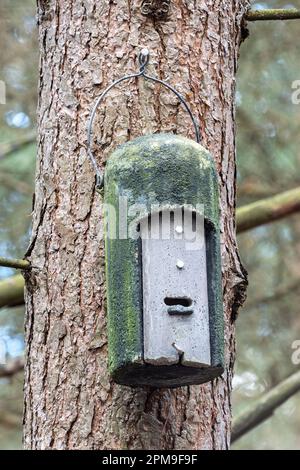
[141,1,171,19]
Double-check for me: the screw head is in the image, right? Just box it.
[176,260,185,270]
[175,225,183,235]
[139,48,150,68]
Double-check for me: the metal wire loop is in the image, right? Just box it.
[87,48,201,190]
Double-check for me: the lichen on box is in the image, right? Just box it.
[104,134,224,388]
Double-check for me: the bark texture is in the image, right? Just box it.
[24,0,249,450]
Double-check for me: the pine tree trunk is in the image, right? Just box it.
[24,0,249,450]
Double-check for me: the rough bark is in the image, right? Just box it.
[24,0,249,450]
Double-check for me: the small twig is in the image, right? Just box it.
[237,186,300,233]
[0,256,30,270]
[246,9,300,22]
[0,132,36,161]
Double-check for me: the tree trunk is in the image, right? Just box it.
[24,0,249,450]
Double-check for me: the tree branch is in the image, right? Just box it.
[238,180,278,200]
[0,357,24,378]
[0,172,32,195]
[246,278,300,310]
[232,370,300,443]
[246,9,300,21]
[0,410,21,428]
[0,274,25,308]
[0,132,36,161]
[0,257,30,270]
[237,187,300,233]
[0,188,298,309]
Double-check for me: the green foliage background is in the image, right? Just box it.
[0,0,299,449]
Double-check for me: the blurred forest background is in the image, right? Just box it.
[0,0,299,450]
